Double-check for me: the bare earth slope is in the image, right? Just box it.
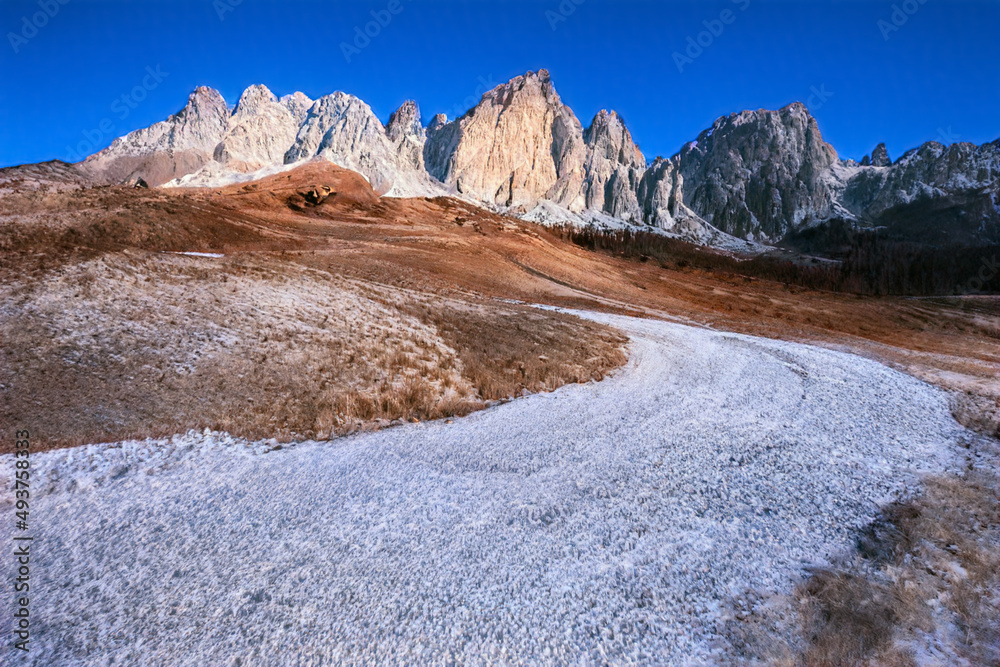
[0,311,965,666]
[0,163,628,451]
[1,160,997,449]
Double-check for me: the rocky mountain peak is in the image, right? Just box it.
[184,86,228,116]
[386,100,423,142]
[77,71,998,250]
[233,84,278,117]
[585,110,645,169]
[282,92,409,194]
[214,84,298,171]
[279,92,313,126]
[840,137,1000,232]
[582,109,646,221]
[386,100,426,173]
[79,85,229,186]
[168,86,229,142]
[586,109,621,133]
[423,69,586,210]
[482,69,558,110]
[670,102,839,241]
[871,142,891,167]
[427,113,448,133]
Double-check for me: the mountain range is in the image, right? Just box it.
[79,69,1000,251]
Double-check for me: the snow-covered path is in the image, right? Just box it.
[2,312,966,666]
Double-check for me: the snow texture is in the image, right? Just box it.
[167,251,224,258]
[522,201,770,254]
[0,311,965,666]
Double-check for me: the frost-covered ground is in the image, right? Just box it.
[0,311,968,666]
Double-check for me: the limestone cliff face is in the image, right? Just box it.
[834,139,1000,244]
[843,140,1000,218]
[213,85,303,171]
[282,92,403,194]
[871,142,891,167]
[583,110,646,223]
[280,92,313,127]
[386,100,426,172]
[81,86,230,186]
[386,100,422,143]
[423,113,459,183]
[423,70,588,211]
[635,158,721,241]
[663,103,840,242]
[637,157,679,229]
[637,105,999,244]
[79,71,999,248]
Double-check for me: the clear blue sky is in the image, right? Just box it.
[1,0,998,168]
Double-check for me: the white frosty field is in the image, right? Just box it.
[1,311,968,666]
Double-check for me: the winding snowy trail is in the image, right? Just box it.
[3,311,966,666]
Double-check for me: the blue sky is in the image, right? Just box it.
[1,0,998,168]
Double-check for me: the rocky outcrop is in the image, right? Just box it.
[423,113,458,183]
[635,158,723,241]
[280,92,313,126]
[637,105,998,245]
[837,139,1000,244]
[661,103,840,242]
[282,92,404,193]
[638,107,999,245]
[423,70,587,211]
[856,140,998,216]
[583,110,645,222]
[84,85,431,195]
[213,85,301,171]
[871,142,891,167]
[81,86,229,186]
[386,100,422,143]
[386,100,425,172]
[637,157,677,228]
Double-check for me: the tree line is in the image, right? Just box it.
[551,225,1000,297]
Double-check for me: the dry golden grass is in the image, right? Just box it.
[797,569,902,665]
[393,298,626,400]
[950,391,1000,438]
[3,161,997,412]
[795,462,1000,665]
[0,251,625,453]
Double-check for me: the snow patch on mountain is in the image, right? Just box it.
[163,160,304,189]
